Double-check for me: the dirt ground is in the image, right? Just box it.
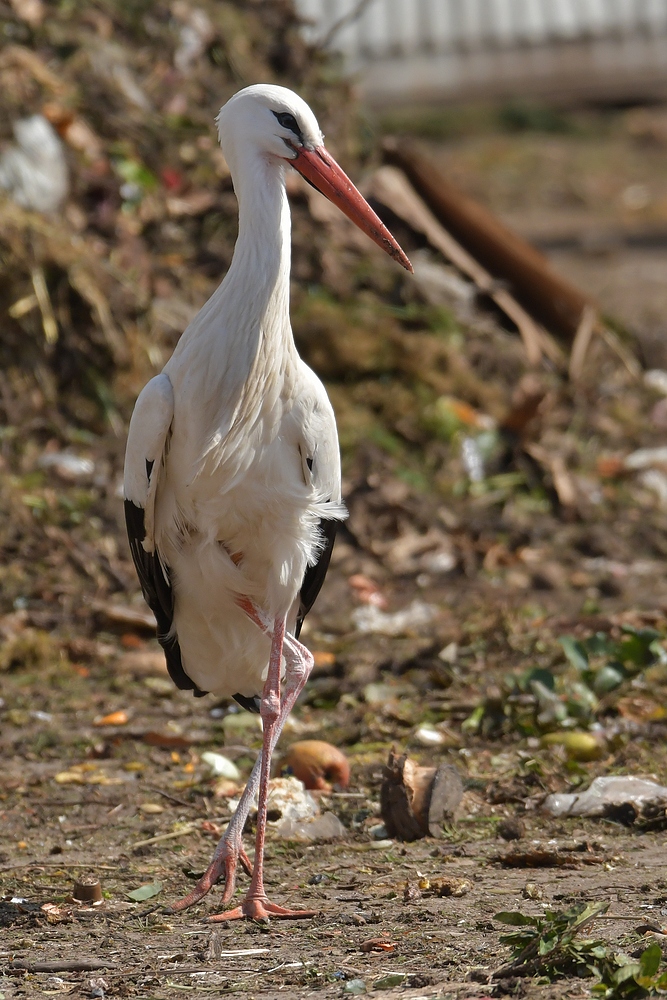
[2,556,667,999]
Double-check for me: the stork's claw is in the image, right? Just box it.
[167,839,253,913]
[206,895,317,923]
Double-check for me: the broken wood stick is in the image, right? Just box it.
[10,959,115,972]
[382,137,595,345]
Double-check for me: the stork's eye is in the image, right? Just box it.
[273,111,302,139]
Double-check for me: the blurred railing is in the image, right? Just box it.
[296,0,667,105]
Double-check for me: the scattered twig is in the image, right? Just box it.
[31,266,58,345]
[599,324,642,379]
[0,861,118,873]
[131,824,199,849]
[9,959,115,972]
[142,785,197,809]
[569,304,598,380]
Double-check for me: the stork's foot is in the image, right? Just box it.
[206,894,317,923]
[166,843,253,913]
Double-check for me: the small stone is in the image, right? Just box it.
[138,802,164,815]
[523,881,544,900]
[497,818,525,841]
[403,880,421,903]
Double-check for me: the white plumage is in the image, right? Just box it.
[123,83,410,922]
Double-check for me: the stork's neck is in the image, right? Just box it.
[228,151,292,328]
[172,146,294,374]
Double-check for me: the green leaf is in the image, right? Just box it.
[461,704,485,733]
[612,961,641,986]
[639,942,662,979]
[592,665,625,695]
[538,930,558,955]
[127,881,163,901]
[585,632,617,656]
[621,625,660,643]
[559,635,589,672]
[494,911,539,926]
[499,932,535,950]
[526,667,556,691]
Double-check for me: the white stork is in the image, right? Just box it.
[124,84,411,922]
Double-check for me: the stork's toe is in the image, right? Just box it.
[206,895,317,923]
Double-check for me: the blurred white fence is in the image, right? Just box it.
[296,0,667,104]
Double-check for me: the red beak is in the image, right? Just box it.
[290,145,413,273]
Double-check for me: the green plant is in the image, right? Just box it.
[495,905,667,997]
[495,902,611,979]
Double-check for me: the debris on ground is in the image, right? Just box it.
[380,749,463,840]
[543,775,667,824]
[278,739,350,790]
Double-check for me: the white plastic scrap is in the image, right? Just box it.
[38,452,95,481]
[543,775,667,818]
[0,115,68,213]
[461,436,485,483]
[411,251,475,308]
[624,447,667,470]
[173,6,214,73]
[352,599,438,636]
[414,724,445,747]
[644,369,667,396]
[638,470,667,508]
[200,751,240,781]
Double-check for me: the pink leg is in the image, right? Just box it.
[169,601,315,918]
[207,616,315,922]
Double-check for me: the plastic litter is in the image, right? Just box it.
[461,435,485,482]
[200,751,240,781]
[0,115,68,213]
[352,599,438,636]
[639,469,667,507]
[644,369,667,395]
[172,4,215,74]
[624,447,667,470]
[411,250,475,307]
[38,452,95,481]
[343,980,367,995]
[277,810,346,841]
[413,724,446,747]
[543,775,667,817]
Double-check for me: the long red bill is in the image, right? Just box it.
[290,145,413,273]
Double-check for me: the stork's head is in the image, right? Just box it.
[216,84,412,272]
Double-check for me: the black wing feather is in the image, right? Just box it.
[124,499,207,697]
[295,517,338,639]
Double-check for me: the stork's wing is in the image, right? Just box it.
[123,374,206,698]
[294,517,339,639]
[290,368,346,640]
